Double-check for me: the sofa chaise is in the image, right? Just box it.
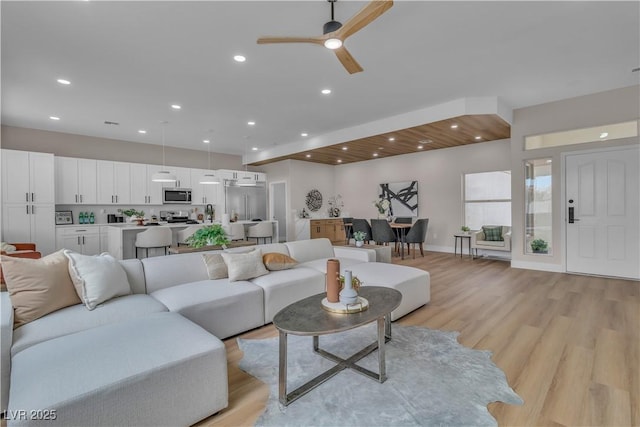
[1,238,430,426]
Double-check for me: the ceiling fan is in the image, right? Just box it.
[257,0,394,74]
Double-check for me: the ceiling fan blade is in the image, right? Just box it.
[334,47,364,74]
[335,0,393,40]
[257,36,325,45]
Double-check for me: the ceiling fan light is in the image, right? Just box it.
[199,173,220,185]
[324,38,342,50]
[151,170,177,183]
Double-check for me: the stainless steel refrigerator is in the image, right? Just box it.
[224,181,267,220]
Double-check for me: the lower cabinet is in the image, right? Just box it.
[56,227,101,255]
[310,219,345,244]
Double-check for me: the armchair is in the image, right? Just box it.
[471,226,511,258]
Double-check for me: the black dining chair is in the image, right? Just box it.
[351,219,372,244]
[370,219,397,248]
[403,218,429,258]
[342,217,354,244]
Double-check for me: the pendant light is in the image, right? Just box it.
[151,121,177,183]
[199,139,220,185]
[237,138,256,186]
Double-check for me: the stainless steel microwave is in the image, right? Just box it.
[162,188,192,204]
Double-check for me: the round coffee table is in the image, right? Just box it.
[272,286,402,406]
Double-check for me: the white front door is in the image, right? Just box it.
[566,146,639,279]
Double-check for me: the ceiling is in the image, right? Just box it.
[1,1,638,165]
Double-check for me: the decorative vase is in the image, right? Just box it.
[355,240,364,248]
[326,259,341,303]
[339,270,358,305]
[378,212,387,219]
[135,218,144,226]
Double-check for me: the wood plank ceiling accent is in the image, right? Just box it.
[249,114,511,166]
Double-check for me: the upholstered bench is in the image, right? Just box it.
[349,262,430,321]
[7,312,227,427]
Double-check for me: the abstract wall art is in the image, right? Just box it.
[379,181,419,217]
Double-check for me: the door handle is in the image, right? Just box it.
[26,192,29,202]
[568,207,580,223]
[31,193,34,202]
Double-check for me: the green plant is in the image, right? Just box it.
[461,226,470,232]
[530,238,548,253]
[119,208,145,218]
[185,224,230,248]
[353,231,367,242]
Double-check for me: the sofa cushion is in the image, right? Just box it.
[250,267,326,323]
[142,251,211,293]
[284,238,335,263]
[202,253,228,279]
[263,252,298,271]
[64,251,132,310]
[1,250,80,329]
[11,294,168,356]
[476,239,506,247]
[220,249,269,282]
[150,280,264,339]
[8,312,228,427]
[349,262,430,321]
[482,226,503,241]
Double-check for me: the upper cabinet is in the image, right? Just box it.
[96,160,131,204]
[2,149,55,204]
[218,170,266,184]
[170,166,191,189]
[56,157,97,204]
[130,163,164,205]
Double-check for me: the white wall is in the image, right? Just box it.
[335,139,512,251]
[510,85,640,271]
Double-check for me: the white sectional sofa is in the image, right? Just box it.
[1,238,430,426]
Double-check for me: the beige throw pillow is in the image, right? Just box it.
[202,253,229,280]
[220,249,269,282]
[1,250,81,328]
[64,251,132,310]
[263,252,298,271]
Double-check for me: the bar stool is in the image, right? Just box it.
[176,225,206,246]
[135,227,172,258]
[247,221,273,244]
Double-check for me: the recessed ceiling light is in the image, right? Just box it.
[301,132,308,137]
[49,116,60,121]
[342,147,348,151]
[474,136,482,140]
[247,121,256,126]
[138,130,147,134]
[337,159,342,163]
[417,145,424,150]
[545,159,552,164]
[378,147,383,150]
[251,147,258,151]
[419,139,433,144]
[450,124,458,129]
[321,89,332,95]
[233,55,246,63]
[171,104,181,110]
[305,154,311,158]
[388,137,395,142]
[203,139,210,143]
[600,132,609,139]
[57,78,71,85]
[373,153,379,157]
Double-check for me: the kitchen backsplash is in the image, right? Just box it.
[55,204,216,225]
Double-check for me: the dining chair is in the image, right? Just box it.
[403,218,429,258]
[351,219,372,244]
[370,219,397,248]
[247,221,273,244]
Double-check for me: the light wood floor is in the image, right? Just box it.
[196,251,639,427]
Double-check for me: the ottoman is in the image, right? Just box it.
[350,262,430,320]
[7,312,227,427]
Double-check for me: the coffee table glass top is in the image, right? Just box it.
[273,286,402,336]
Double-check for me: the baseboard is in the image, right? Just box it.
[511,260,564,273]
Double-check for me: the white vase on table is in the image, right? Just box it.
[355,240,364,248]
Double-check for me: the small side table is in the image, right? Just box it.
[454,233,472,258]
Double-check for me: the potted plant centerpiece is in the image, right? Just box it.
[530,238,548,254]
[119,208,145,226]
[461,225,470,235]
[353,231,367,247]
[185,224,230,248]
[373,197,390,219]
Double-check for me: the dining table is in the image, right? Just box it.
[390,222,412,260]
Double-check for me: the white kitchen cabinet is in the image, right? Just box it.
[130,163,163,205]
[169,166,191,188]
[217,169,266,184]
[190,168,219,205]
[55,157,97,204]
[1,150,56,255]
[97,160,131,204]
[56,227,100,255]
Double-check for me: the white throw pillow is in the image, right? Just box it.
[220,248,269,282]
[63,250,132,310]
